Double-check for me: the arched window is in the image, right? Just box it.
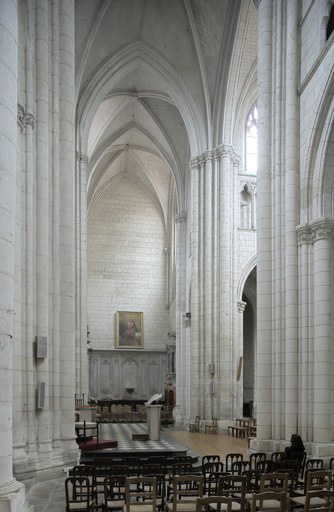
[245,105,258,174]
[326,5,334,40]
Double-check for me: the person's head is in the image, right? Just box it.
[290,434,305,451]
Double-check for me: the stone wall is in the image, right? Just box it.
[88,176,169,351]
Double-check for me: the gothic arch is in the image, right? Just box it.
[305,60,334,221]
[77,40,206,157]
[237,255,257,302]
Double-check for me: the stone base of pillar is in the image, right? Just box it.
[0,480,33,512]
[172,405,186,426]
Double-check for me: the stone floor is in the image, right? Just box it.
[26,477,65,512]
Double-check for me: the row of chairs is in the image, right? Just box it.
[65,471,334,512]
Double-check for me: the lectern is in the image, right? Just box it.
[145,394,162,441]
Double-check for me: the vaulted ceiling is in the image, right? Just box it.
[75,0,257,226]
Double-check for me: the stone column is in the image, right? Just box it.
[311,220,334,445]
[59,0,77,459]
[75,152,89,397]
[236,301,247,418]
[35,0,51,455]
[217,146,234,419]
[255,0,273,442]
[174,212,187,424]
[284,0,299,440]
[0,0,30,509]
[189,156,203,419]
[51,0,61,457]
[296,224,313,442]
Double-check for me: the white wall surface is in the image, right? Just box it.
[88,176,169,351]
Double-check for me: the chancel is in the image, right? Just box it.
[1,0,334,510]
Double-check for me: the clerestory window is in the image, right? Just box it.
[245,104,258,175]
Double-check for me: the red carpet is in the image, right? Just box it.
[77,439,118,451]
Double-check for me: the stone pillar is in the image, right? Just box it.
[284,0,299,440]
[311,220,334,445]
[218,145,237,419]
[0,0,30,509]
[59,0,77,459]
[236,301,247,418]
[255,0,273,442]
[296,224,313,442]
[35,0,52,455]
[189,156,200,422]
[51,0,61,457]
[174,212,187,424]
[75,152,89,397]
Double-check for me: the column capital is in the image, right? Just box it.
[296,224,312,246]
[237,300,247,313]
[297,219,334,245]
[76,151,89,164]
[216,144,241,165]
[310,219,334,242]
[176,211,187,223]
[190,144,241,170]
[17,103,35,132]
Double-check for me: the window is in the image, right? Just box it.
[245,105,258,174]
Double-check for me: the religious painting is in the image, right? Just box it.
[116,311,143,348]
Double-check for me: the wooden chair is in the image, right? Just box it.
[123,476,157,512]
[72,465,97,503]
[195,496,232,512]
[103,476,127,511]
[249,452,267,470]
[121,457,141,476]
[166,474,204,512]
[92,457,115,494]
[306,459,324,471]
[225,453,243,472]
[167,463,194,500]
[243,469,262,494]
[205,418,218,434]
[201,462,225,494]
[65,476,95,512]
[189,416,200,433]
[206,472,230,497]
[256,459,275,474]
[214,475,247,512]
[257,472,289,510]
[251,491,286,512]
[231,460,250,475]
[289,470,332,511]
[202,455,220,465]
[304,490,334,512]
[271,452,285,464]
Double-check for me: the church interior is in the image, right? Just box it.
[1,0,334,510]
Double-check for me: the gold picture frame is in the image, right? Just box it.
[116,311,144,348]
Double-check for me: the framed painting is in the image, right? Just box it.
[116,311,144,348]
